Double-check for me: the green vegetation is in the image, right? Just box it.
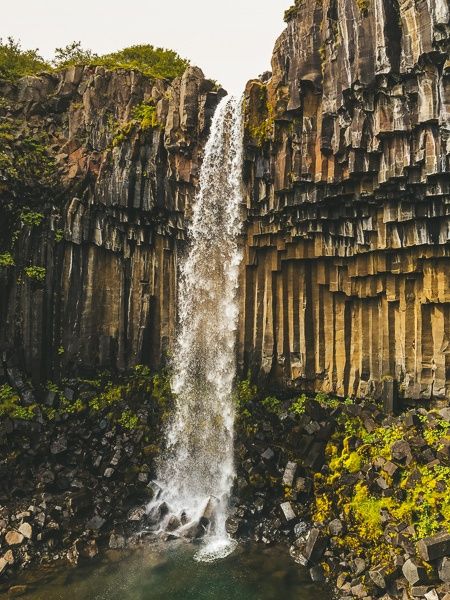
[356,0,370,13]
[0,119,58,251]
[111,100,161,147]
[94,44,189,80]
[290,394,308,416]
[0,38,189,83]
[0,252,14,267]
[118,409,140,430]
[0,123,56,199]
[261,395,282,415]
[20,209,44,227]
[284,0,303,22]
[0,366,174,435]
[133,100,159,129]
[234,376,258,420]
[24,266,46,282]
[0,384,36,420]
[52,41,96,69]
[246,83,275,147]
[0,115,58,252]
[314,410,450,570]
[0,37,49,81]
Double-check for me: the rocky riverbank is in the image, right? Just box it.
[1,368,450,600]
[231,383,450,600]
[0,365,173,585]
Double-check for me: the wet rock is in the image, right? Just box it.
[438,557,450,583]
[354,558,366,576]
[0,557,8,575]
[303,528,327,563]
[166,515,181,532]
[86,515,106,530]
[411,586,434,597]
[303,442,326,471]
[294,477,312,494]
[391,441,413,465]
[261,448,275,461]
[18,522,32,539]
[225,516,241,535]
[279,502,296,522]
[201,496,219,522]
[350,582,368,598]
[5,531,24,546]
[289,542,309,566]
[329,519,343,536]
[309,564,325,582]
[147,481,162,501]
[180,518,208,540]
[66,544,79,566]
[127,507,146,522]
[8,585,28,596]
[402,558,426,585]
[79,539,98,559]
[109,533,126,549]
[50,435,67,455]
[369,570,386,589]
[282,461,297,487]
[417,532,450,561]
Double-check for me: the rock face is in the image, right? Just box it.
[0,65,222,382]
[239,0,450,401]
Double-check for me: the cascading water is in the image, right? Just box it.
[151,95,244,560]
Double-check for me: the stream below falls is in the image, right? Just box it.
[3,542,331,600]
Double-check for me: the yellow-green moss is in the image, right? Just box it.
[0,252,14,267]
[24,266,46,282]
[314,412,450,569]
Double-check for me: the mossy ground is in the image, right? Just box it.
[235,379,450,585]
[0,366,174,437]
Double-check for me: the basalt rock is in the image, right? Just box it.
[239,0,450,402]
[0,65,222,382]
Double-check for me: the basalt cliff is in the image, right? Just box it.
[1,0,450,402]
[0,65,222,382]
[241,0,450,403]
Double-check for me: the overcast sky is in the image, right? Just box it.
[2,1,290,93]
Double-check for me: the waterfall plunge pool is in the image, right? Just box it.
[3,541,331,599]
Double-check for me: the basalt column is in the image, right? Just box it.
[240,0,450,403]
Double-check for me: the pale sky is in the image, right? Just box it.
[2,1,290,93]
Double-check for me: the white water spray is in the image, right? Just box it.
[153,95,244,560]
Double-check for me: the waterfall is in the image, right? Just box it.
[152,95,244,559]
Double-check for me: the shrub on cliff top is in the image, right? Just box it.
[0,38,189,83]
[0,37,50,81]
[96,44,189,80]
[52,41,189,80]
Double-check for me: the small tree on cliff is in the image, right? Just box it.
[0,37,49,80]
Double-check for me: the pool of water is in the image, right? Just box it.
[4,541,331,600]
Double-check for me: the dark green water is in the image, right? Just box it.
[5,542,330,600]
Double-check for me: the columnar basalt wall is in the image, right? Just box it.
[239,0,450,401]
[0,65,222,382]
